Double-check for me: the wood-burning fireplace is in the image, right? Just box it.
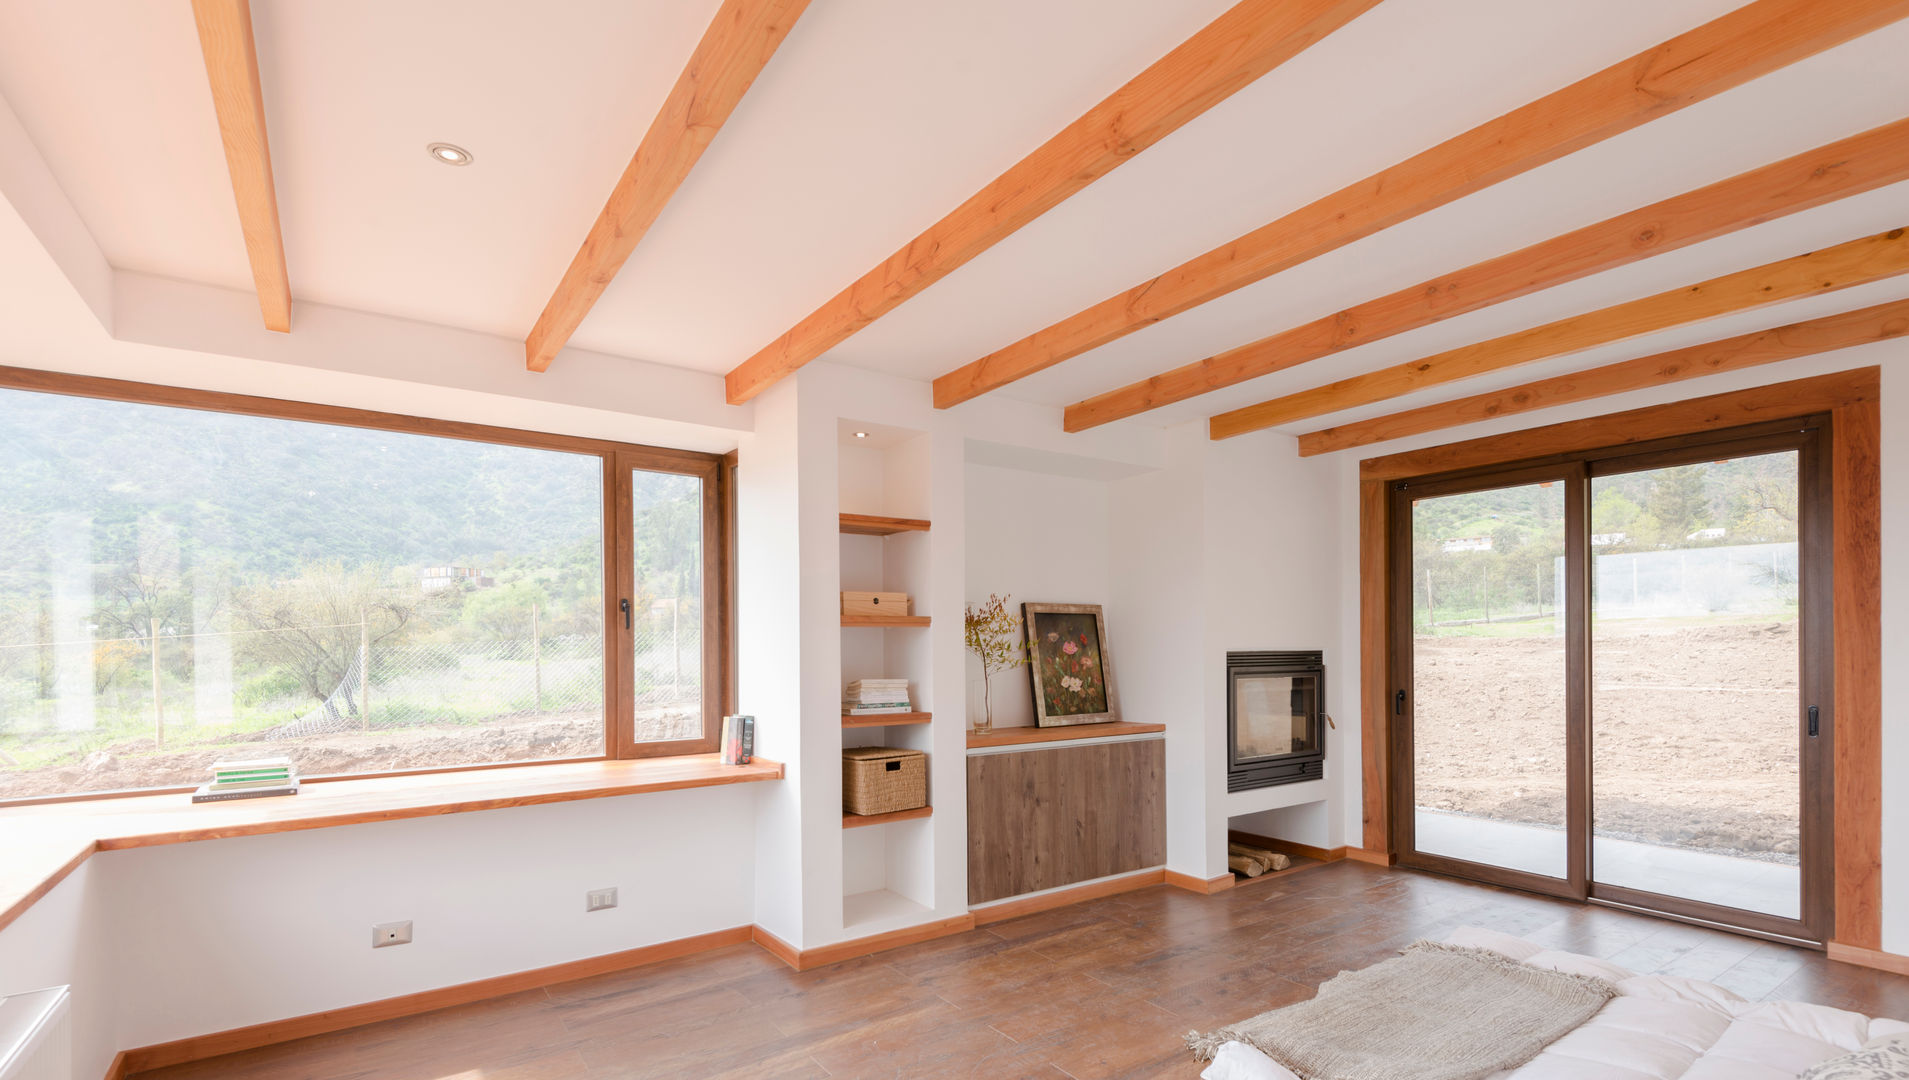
[1227,651,1325,791]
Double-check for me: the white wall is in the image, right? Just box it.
[1108,422,1346,880]
[963,462,1112,730]
[97,788,757,1051]
[0,861,112,1080]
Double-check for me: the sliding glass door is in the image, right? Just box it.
[1391,424,1829,941]
[1394,468,1579,896]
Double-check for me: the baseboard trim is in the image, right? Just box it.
[972,868,1166,925]
[1345,846,1395,866]
[1828,941,1909,976]
[1164,869,1236,894]
[802,913,977,970]
[754,913,978,972]
[114,924,754,1075]
[751,924,802,969]
[106,857,1250,1075]
[1229,830,1348,864]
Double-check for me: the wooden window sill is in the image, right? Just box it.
[0,754,782,935]
[965,721,1166,750]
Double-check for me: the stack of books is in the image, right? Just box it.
[192,757,300,803]
[720,715,755,765]
[843,679,912,716]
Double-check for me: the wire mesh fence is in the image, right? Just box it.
[0,602,703,748]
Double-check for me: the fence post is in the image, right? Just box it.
[359,610,371,730]
[532,602,543,713]
[150,617,164,748]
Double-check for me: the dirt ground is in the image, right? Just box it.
[1414,620,1800,861]
[0,707,698,799]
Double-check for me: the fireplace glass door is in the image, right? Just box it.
[1227,652,1325,790]
[1236,673,1318,760]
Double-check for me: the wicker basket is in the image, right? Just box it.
[842,747,927,816]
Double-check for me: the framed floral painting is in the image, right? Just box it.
[1021,602,1119,727]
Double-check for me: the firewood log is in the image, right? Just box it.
[1227,854,1264,877]
[1228,843,1291,872]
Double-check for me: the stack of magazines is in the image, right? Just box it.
[843,679,911,716]
[193,757,300,803]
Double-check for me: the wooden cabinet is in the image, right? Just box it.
[966,738,1166,904]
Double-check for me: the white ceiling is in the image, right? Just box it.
[0,0,1904,439]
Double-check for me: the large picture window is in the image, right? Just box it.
[0,372,728,802]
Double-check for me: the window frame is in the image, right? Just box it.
[0,364,735,805]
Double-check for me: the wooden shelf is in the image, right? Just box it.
[841,614,931,628]
[839,513,931,536]
[842,711,932,728]
[843,805,933,828]
[966,721,1166,750]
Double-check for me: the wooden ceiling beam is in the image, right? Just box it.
[932,0,1909,409]
[1065,117,1909,432]
[526,0,810,373]
[190,0,290,333]
[1208,226,1909,439]
[721,0,1382,405]
[1295,298,1909,456]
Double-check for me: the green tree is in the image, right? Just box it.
[1645,464,1710,544]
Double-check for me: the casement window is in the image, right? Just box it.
[0,369,729,804]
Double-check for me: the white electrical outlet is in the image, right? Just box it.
[586,887,618,912]
[372,920,413,948]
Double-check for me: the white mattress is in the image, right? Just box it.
[1201,927,1909,1080]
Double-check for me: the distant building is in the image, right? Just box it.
[1440,536,1493,553]
[1686,528,1727,542]
[419,566,494,592]
[1591,532,1629,547]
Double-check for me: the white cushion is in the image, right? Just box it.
[1200,1040,1298,1080]
[1203,928,1909,1080]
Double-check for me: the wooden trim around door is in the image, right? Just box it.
[1357,367,1883,948]
[1831,398,1883,948]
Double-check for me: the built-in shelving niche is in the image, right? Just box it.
[838,424,937,933]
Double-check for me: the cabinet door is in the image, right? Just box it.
[967,739,1165,904]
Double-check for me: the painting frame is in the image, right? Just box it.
[1021,602,1120,728]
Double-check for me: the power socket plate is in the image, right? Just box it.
[586,887,618,912]
[372,920,413,948]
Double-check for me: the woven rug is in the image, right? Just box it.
[1185,941,1618,1080]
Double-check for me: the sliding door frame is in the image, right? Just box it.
[1358,366,1881,951]
[1386,461,1588,902]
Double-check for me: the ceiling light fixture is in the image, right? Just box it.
[854,431,868,439]
[427,142,474,166]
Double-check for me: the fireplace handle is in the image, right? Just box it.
[1322,712,1336,730]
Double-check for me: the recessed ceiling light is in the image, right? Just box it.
[854,431,868,439]
[427,142,474,166]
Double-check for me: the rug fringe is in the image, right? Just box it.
[1184,1029,1234,1061]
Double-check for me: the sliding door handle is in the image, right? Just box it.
[620,598,632,630]
[1807,704,1819,738]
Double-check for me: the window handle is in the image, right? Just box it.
[1395,689,1406,716]
[1808,704,1819,738]
[620,598,632,630]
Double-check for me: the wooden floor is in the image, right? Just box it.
[137,861,1909,1080]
